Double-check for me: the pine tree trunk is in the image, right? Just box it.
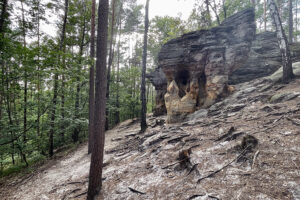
[20,0,28,167]
[222,0,227,19]
[264,0,267,31]
[5,65,15,165]
[115,18,121,125]
[205,0,211,27]
[296,0,298,42]
[0,0,8,34]
[49,0,69,157]
[36,0,41,151]
[60,73,65,144]
[268,0,294,83]
[209,0,221,25]
[88,0,96,154]
[140,0,149,132]
[105,0,116,130]
[288,0,293,43]
[87,0,108,198]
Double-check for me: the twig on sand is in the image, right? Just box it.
[187,163,200,176]
[286,117,300,126]
[73,191,87,198]
[128,187,146,195]
[161,159,186,169]
[61,189,81,200]
[197,147,249,183]
[251,150,260,169]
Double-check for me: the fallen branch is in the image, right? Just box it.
[61,189,81,200]
[208,195,220,200]
[197,147,249,183]
[251,150,260,169]
[161,159,187,169]
[128,187,146,195]
[287,117,300,126]
[272,115,284,124]
[73,191,87,198]
[188,194,205,200]
[187,163,199,176]
[67,181,83,185]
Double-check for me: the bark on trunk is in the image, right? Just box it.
[36,0,41,150]
[115,18,121,125]
[87,0,109,198]
[20,0,28,167]
[205,0,211,27]
[264,0,267,31]
[140,0,149,132]
[88,0,96,154]
[209,0,221,25]
[105,0,116,130]
[268,0,294,83]
[222,0,227,19]
[288,0,293,43]
[0,0,8,34]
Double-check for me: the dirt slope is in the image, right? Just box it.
[1,78,300,200]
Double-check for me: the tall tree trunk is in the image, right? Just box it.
[73,5,86,143]
[0,0,8,34]
[60,58,65,144]
[205,0,211,27]
[105,0,116,130]
[288,0,293,43]
[20,0,28,167]
[87,0,108,198]
[209,0,221,25]
[222,0,227,19]
[296,0,298,41]
[268,0,294,83]
[49,0,69,157]
[5,65,15,165]
[264,0,267,31]
[115,17,121,126]
[140,0,149,132]
[88,0,96,154]
[36,0,41,150]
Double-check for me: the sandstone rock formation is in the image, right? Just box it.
[148,12,300,120]
[158,8,256,123]
[229,32,300,84]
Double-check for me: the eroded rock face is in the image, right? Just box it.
[229,32,300,84]
[148,9,300,120]
[159,8,256,123]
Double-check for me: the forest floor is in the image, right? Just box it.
[0,77,300,200]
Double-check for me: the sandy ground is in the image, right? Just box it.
[0,119,132,200]
[0,78,300,200]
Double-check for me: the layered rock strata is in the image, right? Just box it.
[229,32,300,84]
[158,8,256,123]
[148,11,300,121]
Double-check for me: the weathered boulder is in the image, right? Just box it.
[229,32,300,84]
[265,61,300,82]
[158,8,256,123]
